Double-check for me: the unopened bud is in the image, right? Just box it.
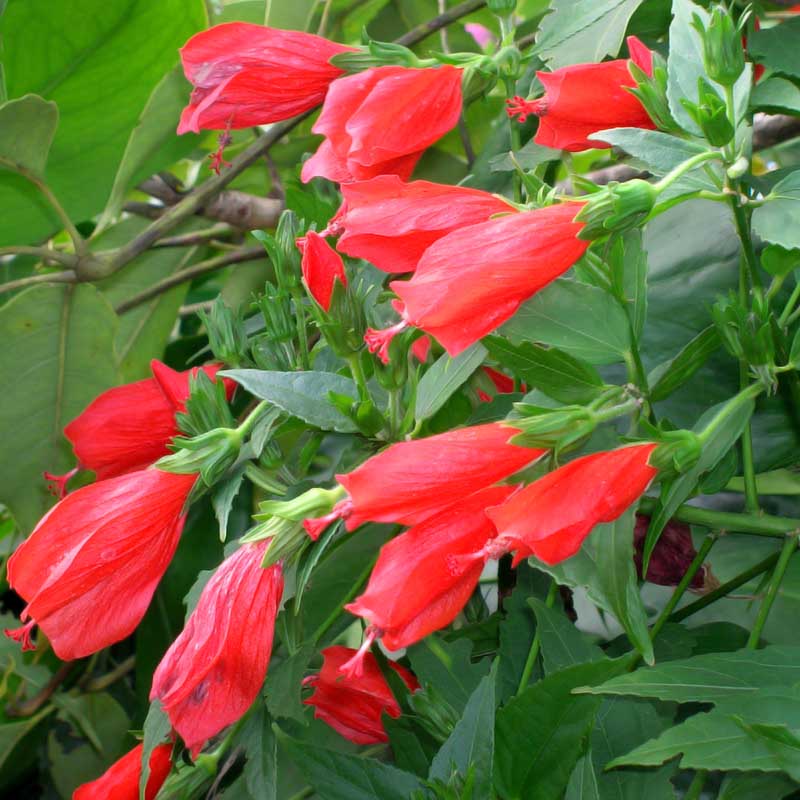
[576,180,658,240]
[508,404,596,451]
[649,431,702,473]
[256,485,346,522]
[693,6,745,87]
[681,78,734,147]
[157,428,241,487]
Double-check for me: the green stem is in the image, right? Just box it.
[638,496,798,537]
[685,769,708,800]
[347,354,370,403]
[652,151,722,194]
[516,581,558,695]
[504,77,523,203]
[291,289,311,370]
[237,400,270,439]
[388,387,403,440]
[244,463,287,495]
[648,189,728,219]
[779,280,800,327]
[0,245,78,266]
[669,551,781,623]
[746,534,798,649]
[650,533,718,641]
[739,364,760,515]
[730,193,763,296]
[698,382,763,444]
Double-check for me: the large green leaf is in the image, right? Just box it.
[222,369,359,433]
[429,668,496,799]
[748,17,800,80]
[535,0,645,69]
[752,77,800,115]
[0,284,119,531]
[0,0,206,245]
[494,659,629,800]
[752,171,800,251]
[530,598,604,674]
[502,279,631,365]
[415,342,487,421]
[580,645,800,702]
[280,732,424,800]
[0,94,58,177]
[240,706,279,800]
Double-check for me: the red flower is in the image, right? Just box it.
[344,485,518,660]
[150,541,283,756]
[335,176,515,273]
[64,361,232,481]
[365,203,587,359]
[303,422,543,538]
[73,743,172,800]
[507,36,654,152]
[177,22,354,134]
[303,645,419,744]
[486,444,658,565]
[5,469,196,661]
[634,514,711,590]
[296,231,347,311]
[301,65,463,184]
[477,366,518,402]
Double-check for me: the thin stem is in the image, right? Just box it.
[685,769,708,800]
[650,533,718,641]
[730,194,763,296]
[739,363,760,514]
[652,151,722,194]
[779,280,800,327]
[0,246,78,266]
[669,551,781,623]
[114,246,263,313]
[746,534,798,649]
[347,354,370,402]
[153,224,233,248]
[504,77,523,203]
[291,290,311,371]
[638,496,799,538]
[0,269,77,295]
[516,581,558,695]
[395,0,487,46]
[388,387,403,440]
[237,401,270,439]
[698,382,763,444]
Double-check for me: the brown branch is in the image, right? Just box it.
[396,0,486,46]
[0,270,77,295]
[154,224,234,248]
[115,245,264,313]
[6,662,74,718]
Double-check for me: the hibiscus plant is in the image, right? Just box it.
[2,0,800,798]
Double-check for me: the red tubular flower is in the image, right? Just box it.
[507,36,655,152]
[64,361,233,481]
[5,469,196,661]
[344,485,518,658]
[177,22,355,134]
[366,203,588,359]
[150,541,283,756]
[303,645,419,744]
[73,743,172,800]
[296,231,347,311]
[303,422,543,538]
[301,65,463,184]
[335,176,515,273]
[486,444,658,566]
[477,366,518,402]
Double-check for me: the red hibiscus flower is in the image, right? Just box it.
[507,36,655,152]
[303,645,419,744]
[5,469,196,661]
[150,540,283,756]
[301,65,463,184]
[177,22,355,134]
[73,743,172,800]
[486,444,658,565]
[344,485,518,660]
[64,361,233,481]
[334,175,515,273]
[296,230,347,311]
[365,203,587,360]
[303,422,543,539]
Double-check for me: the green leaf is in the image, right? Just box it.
[0,707,52,791]
[565,752,600,800]
[240,705,278,800]
[649,325,721,402]
[529,598,604,674]
[617,229,649,339]
[407,635,491,715]
[415,342,487,421]
[98,66,203,228]
[222,369,359,433]
[0,94,58,177]
[593,508,653,664]
[718,771,799,800]
[590,127,709,178]
[580,645,800,702]
[429,667,496,799]
[279,731,424,800]
[265,645,315,724]
[748,17,800,80]
[502,279,631,365]
[483,336,604,405]
[212,466,246,543]
[753,171,800,251]
[752,77,800,114]
[494,659,629,800]
[489,140,561,173]
[0,284,119,531]
[0,0,206,245]
[139,700,171,800]
[535,0,645,69]
[95,217,203,380]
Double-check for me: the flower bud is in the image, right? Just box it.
[509,404,596,451]
[576,179,658,240]
[648,431,703,473]
[681,78,734,147]
[693,6,745,87]
[157,427,242,487]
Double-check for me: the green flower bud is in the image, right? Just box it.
[157,427,242,487]
[681,78,734,147]
[256,485,346,522]
[693,6,745,87]
[649,431,703,473]
[509,405,596,451]
[576,179,658,240]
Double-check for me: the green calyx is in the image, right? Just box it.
[576,180,659,240]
